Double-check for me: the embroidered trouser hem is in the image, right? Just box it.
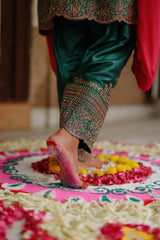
[60,79,113,152]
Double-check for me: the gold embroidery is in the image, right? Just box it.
[38,0,137,33]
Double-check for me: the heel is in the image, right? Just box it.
[46,140,84,188]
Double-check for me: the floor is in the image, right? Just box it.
[0,105,160,145]
[1,104,160,240]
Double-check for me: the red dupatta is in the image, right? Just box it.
[46,33,57,74]
[132,0,160,91]
[46,0,160,92]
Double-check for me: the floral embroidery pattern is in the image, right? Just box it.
[38,0,137,33]
[60,78,114,150]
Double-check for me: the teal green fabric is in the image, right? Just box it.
[51,17,136,105]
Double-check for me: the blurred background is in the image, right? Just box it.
[0,0,160,143]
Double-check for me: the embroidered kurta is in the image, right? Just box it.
[38,0,137,34]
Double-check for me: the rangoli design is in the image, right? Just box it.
[0,140,160,240]
[0,146,160,203]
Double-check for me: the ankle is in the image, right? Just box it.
[48,128,79,150]
[59,128,79,147]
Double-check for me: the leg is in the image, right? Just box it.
[51,17,89,106]
[48,20,136,188]
[51,17,96,162]
[60,21,136,151]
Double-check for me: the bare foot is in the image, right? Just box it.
[47,128,88,188]
[78,148,104,169]
[77,154,103,170]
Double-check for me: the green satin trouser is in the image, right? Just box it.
[51,17,136,152]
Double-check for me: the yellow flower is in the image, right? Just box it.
[79,168,87,175]
[122,226,154,240]
[48,156,58,164]
[97,154,106,160]
[103,155,112,161]
[110,155,119,163]
[92,169,104,176]
[106,167,117,175]
[124,164,132,171]
[127,159,139,168]
[117,156,128,164]
[116,164,127,172]
[49,165,60,173]
[48,161,60,168]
